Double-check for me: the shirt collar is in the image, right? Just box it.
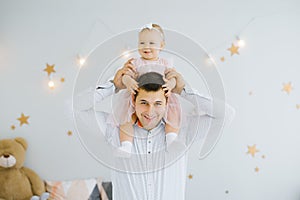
[134,118,166,130]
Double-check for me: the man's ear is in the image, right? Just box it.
[131,93,136,107]
[160,41,165,49]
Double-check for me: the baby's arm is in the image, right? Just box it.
[121,58,139,94]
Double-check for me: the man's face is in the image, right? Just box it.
[133,88,167,130]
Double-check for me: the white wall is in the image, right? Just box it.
[1,0,300,199]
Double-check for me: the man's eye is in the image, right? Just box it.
[150,42,155,45]
[140,42,144,44]
[155,103,162,106]
[140,102,147,105]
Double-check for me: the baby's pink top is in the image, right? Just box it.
[132,57,170,77]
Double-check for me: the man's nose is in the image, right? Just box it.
[146,105,154,114]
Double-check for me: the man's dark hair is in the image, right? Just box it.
[140,83,162,92]
[133,72,167,101]
[133,83,163,101]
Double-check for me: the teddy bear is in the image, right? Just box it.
[0,137,49,200]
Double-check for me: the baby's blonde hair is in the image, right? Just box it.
[140,23,165,41]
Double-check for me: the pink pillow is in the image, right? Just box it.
[45,178,99,200]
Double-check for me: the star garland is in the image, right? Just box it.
[247,144,259,157]
[227,43,240,56]
[17,113,30,126]
[43,64,56,76]
[43,63,65,90]
[246,144,267,174]
[282,82,293,95]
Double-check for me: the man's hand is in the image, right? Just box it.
[164,68,185,94]
[113,58,136,90]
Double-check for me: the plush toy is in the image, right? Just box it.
[0,137,49,200]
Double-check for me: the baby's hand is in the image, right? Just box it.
[124,58,137,76]
[163,78,176,97]
[125,70,138,80]
[123,58,138,80]
[122,75,138,94]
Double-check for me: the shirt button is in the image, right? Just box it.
[148,151,151,154]
[148,141,151,143]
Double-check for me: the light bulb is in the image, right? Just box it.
[76,54,86,67]
[206,54,215,66]
[237,39,245,47]
[79,58,86,65]
[48,80,55,89]
[122,50,130,58]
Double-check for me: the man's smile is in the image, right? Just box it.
[142,114,156,122]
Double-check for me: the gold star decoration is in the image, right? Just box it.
[254,167,260,173]
[220,57,225,62]
[44,63,56,76]
[227,43,239,56]
[11,125,16,130]
[188,174,193,179]
[296,104,300,110]
[282,82,293,95]
[60,77,65,82]
[17,113,30,126]
[67,130,73,136]
[247,144,259,157]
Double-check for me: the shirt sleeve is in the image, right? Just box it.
[180,85,235,122]
[180,85,235,159]
[73,81,116,136]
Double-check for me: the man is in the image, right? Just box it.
[75,66,234,200]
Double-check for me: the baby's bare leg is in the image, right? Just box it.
[165,123,179,134]
[120,122,134,143]
[117,114,137,154]
[165,123,180,147]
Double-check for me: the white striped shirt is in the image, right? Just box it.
[74,81,235,200]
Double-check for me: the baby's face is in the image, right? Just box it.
[138,29,164,60]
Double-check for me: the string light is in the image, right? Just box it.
[122,50,130,58]
[79,58,86,66]
[205,54,216,66]
[48,80,55,89]
[121,45,132,59]
[236,36,245,47]
[76,55,86,67]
